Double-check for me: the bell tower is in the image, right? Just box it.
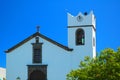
[68,11,96,58]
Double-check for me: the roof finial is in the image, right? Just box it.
[36,26,40,32]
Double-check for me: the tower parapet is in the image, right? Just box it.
[68,11,96,29]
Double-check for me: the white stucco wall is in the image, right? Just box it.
[68,27,94,68]
[41,37,72,80]
[92,27,96,57]
[6,38,33,80]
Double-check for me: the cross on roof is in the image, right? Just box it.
[36,26,40,32]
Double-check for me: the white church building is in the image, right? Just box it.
[5,11,96,80]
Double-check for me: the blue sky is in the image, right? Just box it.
[0,0,120,68]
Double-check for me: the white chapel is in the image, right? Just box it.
[5,11,96,80]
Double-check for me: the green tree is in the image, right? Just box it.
[67,48,120,80]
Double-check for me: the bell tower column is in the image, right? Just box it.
[68,11,96,58]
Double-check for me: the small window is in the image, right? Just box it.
[76,29,85,45]
[33,49,41,63]
[93,37,95,46]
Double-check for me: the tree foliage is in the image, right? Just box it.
[67,48,120,80]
